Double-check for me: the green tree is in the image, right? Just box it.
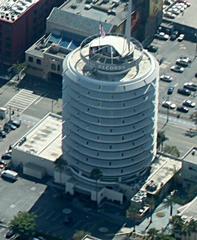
[126,203,140,232]
[9,211,37,240]
[147,228,159,239]
[170,215,184,238]
[72,230,89,240]
[90,168,103,205]
[157,131,168,151]
[163,145,180,158]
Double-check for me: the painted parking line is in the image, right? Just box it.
[4,89,40,113]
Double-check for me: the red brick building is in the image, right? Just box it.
[0,0,64,66]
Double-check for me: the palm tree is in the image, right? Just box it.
[163,145,180,158]
[163,191,176,219]
[157,131,168,151]
[147,228,159,239]
[90,168,103,205]
[170,215,184,238]
[182,219,197,240]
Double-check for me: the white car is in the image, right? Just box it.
[160,75,173,82]
[177,34,184,41]
[182,100,196,108]
[179,56,191,63]
[170,65,184,73]
[164,12,176,19]
[156,32,169,40]
[176,58,189,67]
[162,101,176,109]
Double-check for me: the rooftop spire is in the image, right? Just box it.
[125,0,132,51]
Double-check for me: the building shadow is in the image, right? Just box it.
[17,75,62,100]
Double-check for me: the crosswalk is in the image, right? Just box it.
[4,89,40,114]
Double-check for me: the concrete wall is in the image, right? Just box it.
[182,161,197,184]
[12,148,55,177]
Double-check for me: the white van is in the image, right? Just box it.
[1,170,18,181]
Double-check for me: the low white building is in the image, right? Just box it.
[12,113,62,179]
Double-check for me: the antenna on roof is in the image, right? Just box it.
[125,0,132,51]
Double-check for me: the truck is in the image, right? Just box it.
[1,170,18,181]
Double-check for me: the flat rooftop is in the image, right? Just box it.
[131,156,182,202]
[68,35,152,81]
[60,0,127,26]
[142,156,182,195]
[178,197,197,221]
[164,0,197,30]
[26,33,79,59]
[14,113,62,161]
[0,0,39,23]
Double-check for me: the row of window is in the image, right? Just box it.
[28,56,61,71]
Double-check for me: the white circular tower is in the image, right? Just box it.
[62,34,159,186]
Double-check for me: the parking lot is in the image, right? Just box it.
[149,37,197,119]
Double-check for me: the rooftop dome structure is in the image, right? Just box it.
[62,33,159,186]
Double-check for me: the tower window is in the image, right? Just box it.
[122,136,124,140]
[121,153,124,157]
[109,162,111,166]
[110,129,112,132]
[121,169,123,173]
[86,141,89,145]
[97,152,99,156]
[109,145,112,149]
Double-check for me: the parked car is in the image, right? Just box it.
[171,65,184,73]
[182,100,196,108]
[5,229,15,239]
[146,45,158,53]
[11,119,21,128]
[155,32,169,40]
[160,75,173,82]
[170,33,177,40]
[176,58,189,67]
[177,88,191,96]
[177,34,185,41]
[164,12,176,19]
[0,160,6,169]
[179,56,191,63]
[167,87,174,95]
[184,82,197,91]
[3,124,11,133]
[7,122,17,130]
[177,106,189,113]
[1,152,12,160]
[0,130,6,138]
[162,101,176,109]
